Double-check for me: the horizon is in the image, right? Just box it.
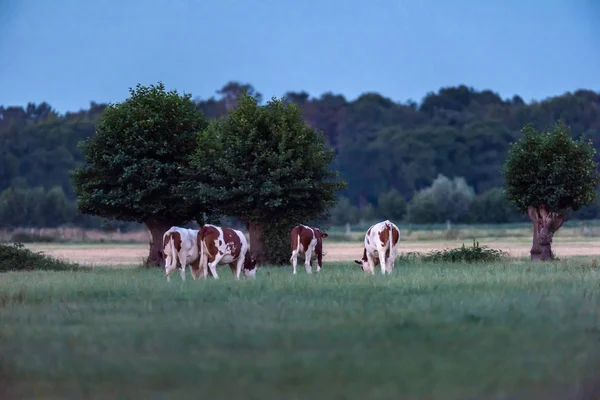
[1,0,599,114]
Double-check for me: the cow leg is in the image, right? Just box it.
[190,258,201,280]
[366,252,376,275]
[200,251,209,279]
[378,251,387,275]
[207,253,225,279]
[290,250,299,275]
[207,261,219,279]
[304,246,313,274]
[234,256,245,279]
[316,250,323,272]
[165,265,176,281]
[164,254,173,281]
[179,253,187,281]
[164,252,179,281]
[387,247,397,274]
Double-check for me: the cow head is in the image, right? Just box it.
[314,228,328,239]
[354,259,368,272]
[354,249,369,272]
[243,252,258,278]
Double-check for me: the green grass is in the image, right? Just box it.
[1,261,600,400]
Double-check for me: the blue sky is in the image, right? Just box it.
[1,0,599,114]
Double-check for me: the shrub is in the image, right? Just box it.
[259,221,297,266]
[420,240,509,263]
[10,232,59,243]
[0,242,83,273]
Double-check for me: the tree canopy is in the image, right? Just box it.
[503,122,600,260]
[187,92,346,262]
[2,82,600,228]
[71,82,211,264]
[503,122,599,214]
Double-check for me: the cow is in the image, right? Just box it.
[197,224,257,279]
[162,226,201,281]
[289,225,329,274]
[354,220,400,275]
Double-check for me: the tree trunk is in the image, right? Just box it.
[527,205,565,261]
[144,218,175,267]
[245,221,264,263]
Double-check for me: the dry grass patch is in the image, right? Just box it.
[22,238,600,267]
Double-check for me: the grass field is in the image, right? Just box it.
[2,259,600,399]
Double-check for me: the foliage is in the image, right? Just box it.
[377,188,407,221]
[503,122,600,214]
[189,93,346,225]
[259,220,298,266]
[468,187,526,223]
[3,84,600,227]
[329,196,359,225]
[9,232,60,243]
[406,174,475,223]
[2,262,599,399]
[0,185,79,228]
[419,240,509,263]
[0,242,82,272]
[71,82,211,225]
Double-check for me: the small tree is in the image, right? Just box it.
[405,174,474,223]
[503,122,599,260]
[71,82,211,266]
[468,187,526,223]
[189,93,346,263]
[377,188,407,221]
[329,196,359,225]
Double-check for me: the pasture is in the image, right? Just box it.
[2,255,600,399]
[2,226,600,399]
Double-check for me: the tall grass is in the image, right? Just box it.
[1,260,600,399]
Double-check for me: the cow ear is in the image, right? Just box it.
[354,260,362,265]
[321,232,328,238]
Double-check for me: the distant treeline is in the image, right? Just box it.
[1,82,599,229]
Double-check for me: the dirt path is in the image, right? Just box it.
[25,238,600,266]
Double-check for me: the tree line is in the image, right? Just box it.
[1,82,600,231]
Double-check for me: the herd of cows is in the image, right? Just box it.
[160,219,402,280]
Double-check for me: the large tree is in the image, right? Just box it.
[503,122,599,261]
[188,92,346,262]
[71,82,211,266]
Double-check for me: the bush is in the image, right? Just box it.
[420,240,509,263]
[260,221,296,266]
[10,232,60,243]
[0,242,83,273]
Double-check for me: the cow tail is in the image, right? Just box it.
[386,221,393,252]
[198,227,207,268]
[168,233,178,270]
[289,233,301,264]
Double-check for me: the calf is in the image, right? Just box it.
[197,224,257,279]
[354,220,400,275]
[289,225,329,274]
[162,226,200,281]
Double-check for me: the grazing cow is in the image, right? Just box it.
[162,226,201,281]
[354,220,400,275]
[289,225,329,274]
[197,224,257,279]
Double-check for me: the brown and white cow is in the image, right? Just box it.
[354,220,400,275]
[289,225,329,274]
[197,224,257,279]
[162,226,201,281]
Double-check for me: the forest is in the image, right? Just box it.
[1,82,599,230]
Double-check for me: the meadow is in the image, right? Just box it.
[2,224,600,399]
